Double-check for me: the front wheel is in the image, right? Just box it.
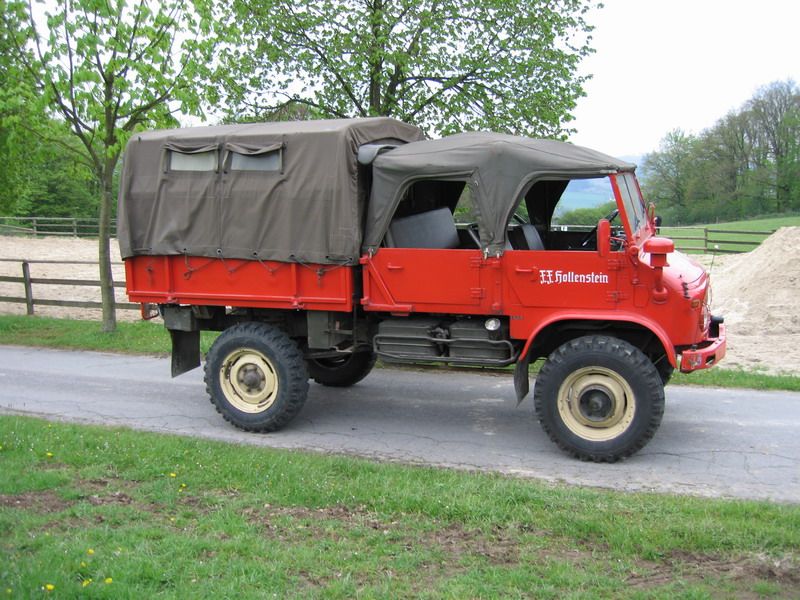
[204,322,309,432]
[533,335,665,462]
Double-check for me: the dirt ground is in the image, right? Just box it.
[1,232,798,376]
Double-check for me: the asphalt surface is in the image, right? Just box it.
[1,345,798,503]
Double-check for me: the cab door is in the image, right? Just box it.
[503,249,619,309]
[362,248,500,315]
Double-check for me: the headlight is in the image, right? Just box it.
[701,303,710,333]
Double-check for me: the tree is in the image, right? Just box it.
[2,0,214,332]
[640,130,696,223]
[218,0,598,137]
[746,80,800,212]
[640,81,800,225]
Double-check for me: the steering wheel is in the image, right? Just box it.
[579,208,619,248]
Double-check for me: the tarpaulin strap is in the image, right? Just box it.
[216,250,248,275]
[256,257,281,275]
[182,252,216,280]
[291,256,345,286]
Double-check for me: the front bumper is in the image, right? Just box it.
[679,323,727,373]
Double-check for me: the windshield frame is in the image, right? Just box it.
[611,172,648,242]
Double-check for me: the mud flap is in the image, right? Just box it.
[514,351,531,406]
[170,329,200,377]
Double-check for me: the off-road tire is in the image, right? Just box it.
[655,359,674,386]
[204,322,309,432]
[533,335,665,462]
[306,351,377,387]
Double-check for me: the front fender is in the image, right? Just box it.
[513,311,676,404]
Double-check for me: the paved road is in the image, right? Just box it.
[1,345,798,503]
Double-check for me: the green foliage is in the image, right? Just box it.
[1,0,217,331]
[641,80,800,225]
[556,200,616,225]
[0,119,98,217]
[217,0,599,137]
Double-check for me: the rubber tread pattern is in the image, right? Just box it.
[533,335,665,463]
[307,352,377,387]
[204,322,309,432]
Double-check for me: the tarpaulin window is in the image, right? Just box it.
[225,142,283,172]
[169,150,217,172]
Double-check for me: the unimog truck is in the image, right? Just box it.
[118,117,726,461]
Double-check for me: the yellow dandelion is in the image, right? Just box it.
[169,472,177,478]
[87,548,95,555]
[82,579,92,587]
[80,561,87,568]
[44,583,55,591]
[46,451,54,458]
[104,577,113,584]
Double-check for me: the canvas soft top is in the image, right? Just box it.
[363,133,634,256]
[117,118,424,264]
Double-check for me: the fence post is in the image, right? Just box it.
[22,261,34,315]
[32,217,38,237]
[72,218,78,237]
[703,228,709,253]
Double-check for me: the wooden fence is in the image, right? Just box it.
[0,258,138,314]
[661,227,775,254]
[0,216,117,238]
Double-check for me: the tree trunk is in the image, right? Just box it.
[98,175,117,333]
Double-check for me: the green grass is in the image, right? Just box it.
[0,416,798,598]
[1,314,798,391]
[0,314,218,355]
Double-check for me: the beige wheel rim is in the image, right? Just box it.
[556,366,636,441]
[220,349,278,413]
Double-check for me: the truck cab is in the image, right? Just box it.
[119,119,725,462]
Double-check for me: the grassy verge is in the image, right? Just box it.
[1,315,798,392]
[1,416,798,598]
[0,314,217,355]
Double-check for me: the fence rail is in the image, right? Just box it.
[0,216,117,238]
[658,227,774,254]
[0,258,138,314]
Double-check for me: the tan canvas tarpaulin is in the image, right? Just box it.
[118,118,424,264]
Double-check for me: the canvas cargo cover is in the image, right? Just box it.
[364,133,635,256]
[118,118,424,264]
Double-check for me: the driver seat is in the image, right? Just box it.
[519,224,545,250]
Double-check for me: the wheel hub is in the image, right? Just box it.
[556,367,636,442]
[239,365,265,392]
[580,387,614,421]
[220,349,278,414]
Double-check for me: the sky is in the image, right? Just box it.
[568,0,800,159]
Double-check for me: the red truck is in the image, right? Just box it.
[118,118,726,462]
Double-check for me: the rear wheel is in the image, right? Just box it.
[205,322,309,432]
[534,335,665,462]
[307,351,377,387]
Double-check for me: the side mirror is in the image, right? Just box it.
[643,236,674,303]
[643,236,674,268]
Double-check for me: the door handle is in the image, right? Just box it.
[386,263,404,271]
[515,266,534,273]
